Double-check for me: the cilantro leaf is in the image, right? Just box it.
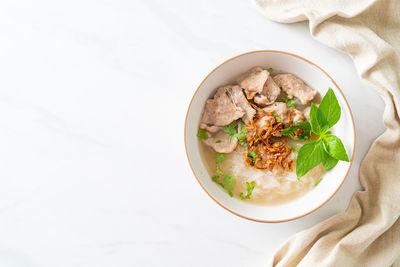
[281,122,312,141]
[197,129,208,140]
[247,150,258,166]
[236,132,247,147]
[223,120,237,142]
[235,119,248,147]
[281,95,295,108]
[286,99,295,108]
[322,135,349,162]
[268,67,273,73]
[212,175,224,188]
[239,181,256,200]
[319,88,341,128]
[215,139,222,143]
[310,103,329,135]
[223,174,236,197]
[296,140,325,178]
[216,152,226,164]
[215,165,223,176]
[322,153,339,170]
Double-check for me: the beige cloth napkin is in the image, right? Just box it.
[253,0,400,266]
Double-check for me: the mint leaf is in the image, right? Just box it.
[223,174,236,197]
[239,181,256,200]
[216,152,226,164]
[281,122,311,141]
[296,141,325,178]
[322,135,349,162]
[310,103,329,134]
[223,120,237,141]
[319,88,341,128]
[322,153,339,170]
[197,129,208,140]
[247,150,258,166]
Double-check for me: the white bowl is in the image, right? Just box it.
[185,50,355,223]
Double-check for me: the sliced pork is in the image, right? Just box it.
[254,76,281,106]
[202,130,238,153]
[199,123,221,133]
[273,74,317,104]
[237,67,269,99]
[226,85,256,124]
[201,86,245,126]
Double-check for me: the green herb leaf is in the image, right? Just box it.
[212,175,225,188]
[216,165,223,176]
[281,95,295,108]
[268,67,273,73]
[235,120,248,147]
[290,145,299,154]
[286,99,295,108]
[275,116,281,122]
[310,103,329,134]
[239,181,256,200]
[222,120,237,141]
[247,150,258,166]
[216,152,226,164]
[197,129,208,140]
[322,135,349,162]
[296,141,325,178]
[281,122,312,141]
[322,153,339,170]
[236,132,247,147]
[319,88,341,128]
[223,174,236,197]
[215,139,222,143]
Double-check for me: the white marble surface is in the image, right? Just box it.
[0,0,385,266]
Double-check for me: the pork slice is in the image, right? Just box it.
[199,123,221,133]
[201,86,245,126]
[202,130,238,153]
[237,67,270,98]
[263,102,304,126]
[226,85,256,124]
[273,74,317,105]
[254,76,281,106]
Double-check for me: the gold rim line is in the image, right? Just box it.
[184,50,356,223]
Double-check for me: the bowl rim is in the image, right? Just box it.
[184,50,356,223]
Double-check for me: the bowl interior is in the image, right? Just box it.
[185,51,355,222]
